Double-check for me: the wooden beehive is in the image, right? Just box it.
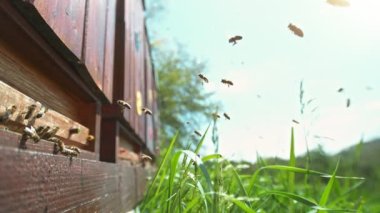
[0,0,157,211]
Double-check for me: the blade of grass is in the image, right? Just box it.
[194,124,211,154]
[141,132,179,210]
[289,127,296,212]
[202,153,223,162]
[318,158,340,213]
[247,165,362,195]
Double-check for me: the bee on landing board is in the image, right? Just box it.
[228,35,243,45]
[0,105,17,123]
[221,79,233,87]
[198,74,209,84]
[24,104,37,120]
[288,23,304,38]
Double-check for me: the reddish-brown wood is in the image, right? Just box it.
[32,0,86,59]
[103,0,117,102]
[0,130,145,212]
[83,0,106,94]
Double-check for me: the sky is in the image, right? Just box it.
[146,0,380,162]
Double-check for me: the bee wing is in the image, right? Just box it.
[235,35,243,40]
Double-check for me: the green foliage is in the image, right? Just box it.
[138,129,366,213]
[153,48,218,148]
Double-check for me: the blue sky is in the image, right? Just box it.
[146,0,380,162]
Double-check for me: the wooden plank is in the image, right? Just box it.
[32,0,86,59]
[83,0,107,92]
[103,0,117,102]
[0,129,97,160]
[7,0,110,104]
[0,80,91,145]
[0,141,144,212]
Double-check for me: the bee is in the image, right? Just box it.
[288,23,304,37]
[23,126,40,143]
[61,147,80,157]
[346,98,350,108]
[292,119,300,124]
[212,112,220,119]
[326,0,350,7]
[140,153,152,161]
[223,113,231,120]
[87,135,95,143]
[117,100,132,112]
[35,105,48,119]
[66,146,80,154]
[337,88,344,93]
[0,105,17,123]
[24,104,37,120]
[228,35,243,45]
[221,79,233,87]
[142,107,153,115]
[41,126,59,140]
[69,127,80,135]
[194,130,202,137]
[36,125,50,136]
[198,74,209,83]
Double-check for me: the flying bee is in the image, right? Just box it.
[292,119,300,124]
[288,23,304,37]
[346,98,350,108]
[0,105,17,122]
[69,127,80,135]
[140,153,152,161]
[198,74,209,84]
[228,35,243,45]
[142,107,153,115]
[337,88,344,93]
[194,130,202,137]
[221,79,233,87]
[326,0,350,7]
[87,135,95,143]
[117,100,132,112]
[212,112,221,119]
[223,113,231,120]
[24,104,37,120]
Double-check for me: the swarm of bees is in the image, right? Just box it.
[221,79,233,87]
[288,23,304,37]
[228,35,243,45]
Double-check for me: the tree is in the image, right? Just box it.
[153,47,218,148]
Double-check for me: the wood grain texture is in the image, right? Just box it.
[8,0,110,103]
[83,0,107,92]
[32,0,86,59]
[0,130,146,213]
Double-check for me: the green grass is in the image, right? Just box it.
[138,128,365,212]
